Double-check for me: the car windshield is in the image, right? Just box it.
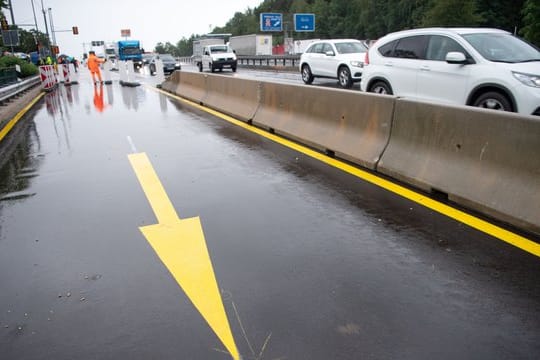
[334,42,368,54]
[160,54,175,61]
[462,33,540,63]
[211,46,230,53]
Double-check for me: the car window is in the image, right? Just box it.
[378,40,398,57]
[210,46,230,53]
[309,43,324,54]
[322,43,334,54]
[426,35,469,61]
[160,54,175,61]
[394,36,428,59]
[334,42,367,54]
[462,33,540,63]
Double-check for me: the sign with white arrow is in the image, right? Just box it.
[294,13,315,32]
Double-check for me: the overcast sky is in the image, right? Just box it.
[11,0,263,56]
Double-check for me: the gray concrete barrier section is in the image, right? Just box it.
[172,71,207,103]
[378,99,540,234]
[202,75,260,122]
[252,82,394,170]
[161,71,180,93]
[158,72,539,235]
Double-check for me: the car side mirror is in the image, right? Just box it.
[233,50,236,54]
[204,51,209,55]
[446,51,468,64]
[325,51,335,56]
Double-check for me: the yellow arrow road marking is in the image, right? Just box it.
[128,152,240,360]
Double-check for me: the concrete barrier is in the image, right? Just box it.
[252,82,394,169]
[202,75,260,122]
[174,71,207,104]
[378,99,540,234]
[161,71,180,93]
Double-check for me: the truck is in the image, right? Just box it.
[229,34,272,56]
[115,40,143,68]
[105,43,116,61]
[198,44,237,73]
[293,39,320,54]
[192,38,225,69]
[91,43,106,58]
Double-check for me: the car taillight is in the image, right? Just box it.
[364,51,370,65]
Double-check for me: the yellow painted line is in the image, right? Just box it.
[128,152,240,360]
[150,86,540,258]
[0,92,45,143]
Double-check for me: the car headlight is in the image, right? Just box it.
[350,61,364,68]
[513,71,540,87]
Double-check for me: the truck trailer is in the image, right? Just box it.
[229,34,272,56]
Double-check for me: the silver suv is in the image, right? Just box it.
[360,28,540,115]
[299,39,368,88]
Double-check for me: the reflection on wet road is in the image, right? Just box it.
[0,69,539,360]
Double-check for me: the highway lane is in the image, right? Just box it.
[158,62,347,89]
[0,70,539,359]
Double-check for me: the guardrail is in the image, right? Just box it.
[237,55,300,68]
[161,71,540,238]
[0,75,41,105]
[178,55,301,69]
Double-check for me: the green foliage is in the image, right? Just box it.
[521,0,540,46]
[154,0,540,54]
[0,28,49,54]
[0,55,38,77]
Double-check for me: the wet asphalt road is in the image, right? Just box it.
[0,68,539,360]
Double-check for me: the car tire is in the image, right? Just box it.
[232,66,237,72]
[301,64,314,84]
[198,63,202,72]
[338,66,353,88]
[210,63,215,73]
[369,81,393,95]
[472,91,513,112]
[150,65,155,76]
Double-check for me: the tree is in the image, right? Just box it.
[475,0,524,33]
[421,0,483,27]
[521,0,540,46]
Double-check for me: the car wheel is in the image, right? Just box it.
[210,63,215,73]
[301,64,314,84]
[369,81,393,95]
[198,63,202,72]
[472,91,513,112]
[338,66,353,88]
[232,66,237,72]
[150,65,155,76]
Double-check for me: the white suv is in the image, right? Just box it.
[300,39,368,88]
[360,28,540,116]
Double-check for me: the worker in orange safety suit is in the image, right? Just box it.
[87,50,105,84]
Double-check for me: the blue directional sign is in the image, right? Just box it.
[260,13,283,32]
[294,13,315,32]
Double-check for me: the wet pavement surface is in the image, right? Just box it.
[0,68,539,360]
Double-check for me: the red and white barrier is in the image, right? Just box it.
[68,63,79,84]
[39,65,57,91]
[62,64,71,86]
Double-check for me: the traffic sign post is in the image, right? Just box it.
[260,13,283,32]
[294,13,315,32]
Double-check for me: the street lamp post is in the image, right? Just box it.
[48,8,56,45]
[40,0,51,55]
